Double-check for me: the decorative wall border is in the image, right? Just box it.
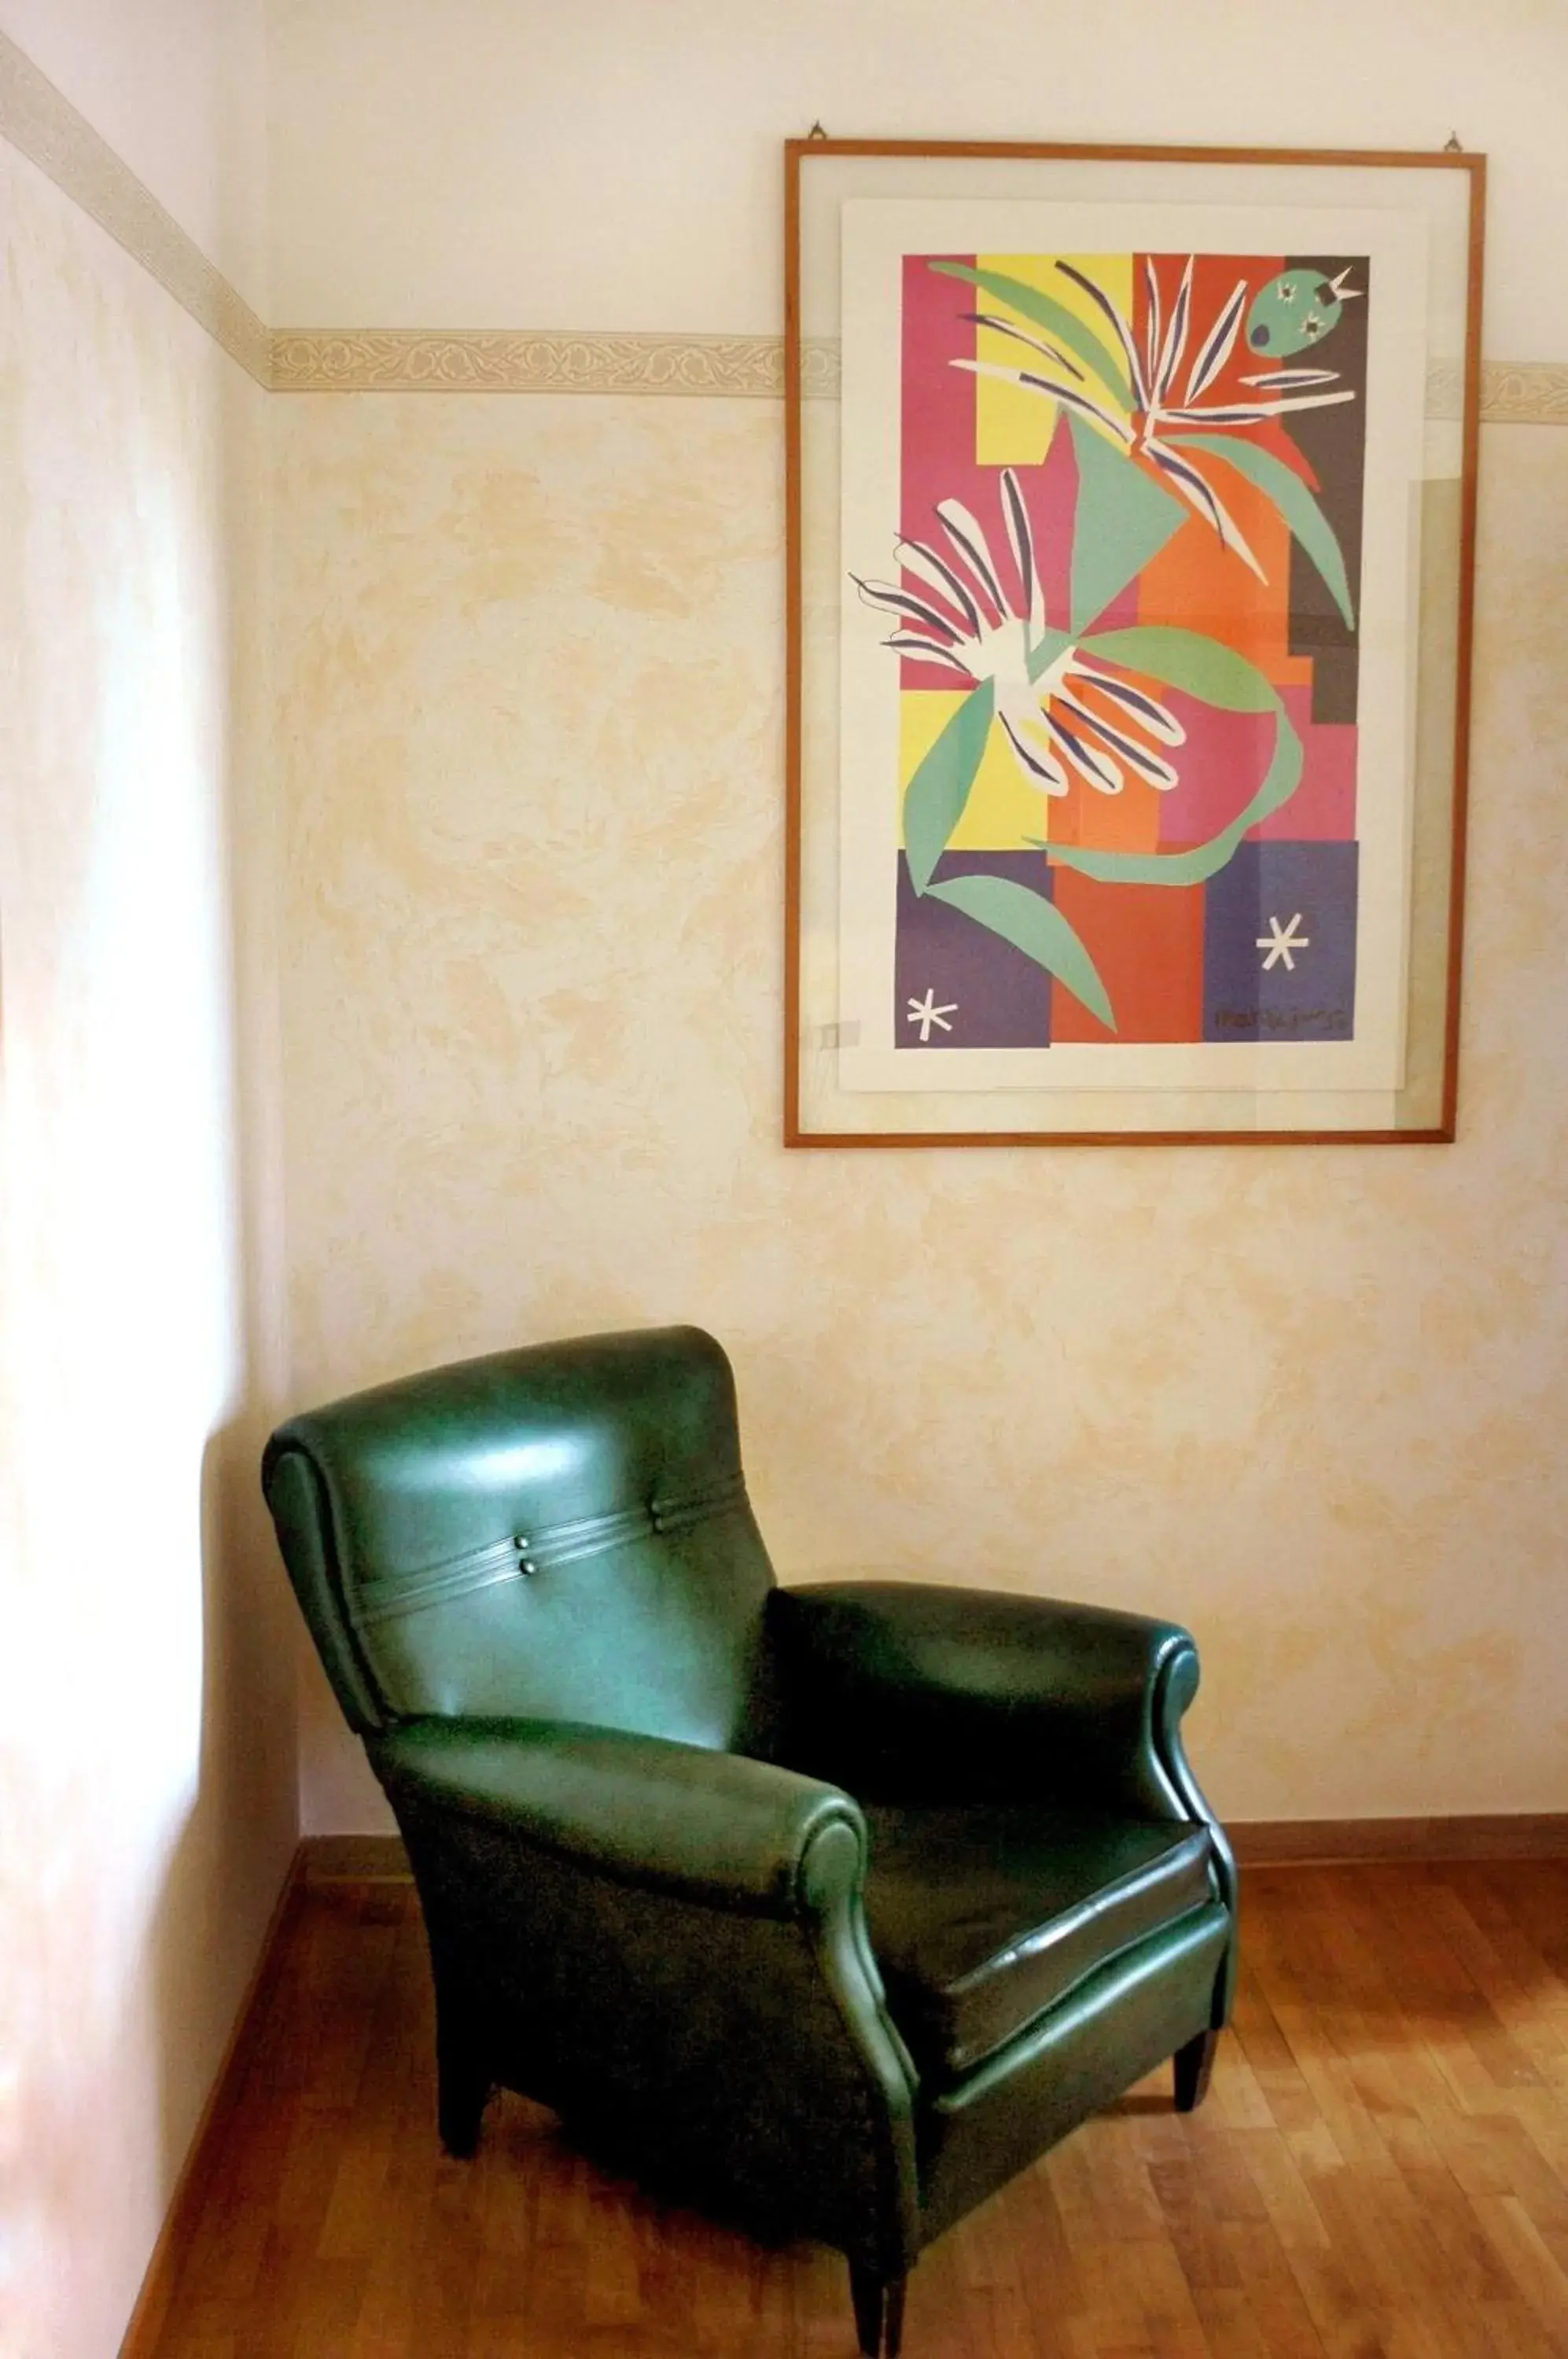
[270,334,1568,417]
[269,328,841,397]
[4,33,1567,423]
[0,26,271,387]
[1474,360,1568,425]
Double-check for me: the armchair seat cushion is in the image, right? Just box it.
[861,1805,1216,2081]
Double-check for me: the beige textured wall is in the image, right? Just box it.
[0,136,295,2359]
[274,391,1568,1835]
[267,0,1568,1838]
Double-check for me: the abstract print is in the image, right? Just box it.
[853,248,1371,1057]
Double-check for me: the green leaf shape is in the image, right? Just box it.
[1025,624,1073,685]
[1078,624,1279,711]
[1165,429,1356,629]
[925,871,1116,1030]
[1067,416,1187,635]
[902,679,995,894]
[1043,682,1304,887]
[928,261,1132,405]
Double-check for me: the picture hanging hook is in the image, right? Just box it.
[1444,131,1463,151]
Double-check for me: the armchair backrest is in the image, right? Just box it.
[262,1326,778,1751]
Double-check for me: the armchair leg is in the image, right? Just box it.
[848,2263,907,2357]
[435,1997,492,2158]
[885,2273,907,2358]
[1173,2027,1220,2114]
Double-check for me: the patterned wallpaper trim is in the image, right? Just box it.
[0,26,271,386]
[269,329,842,396]
[4,35,1566,422]
[1468,360,1568,425]
[271,333,1568,417]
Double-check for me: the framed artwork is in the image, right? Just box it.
[785,140,1485,1144]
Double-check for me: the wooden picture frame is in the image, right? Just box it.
[785,139,1485,1146]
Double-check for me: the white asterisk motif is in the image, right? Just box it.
[1255,914,1311,972]
[906,989,958,1041]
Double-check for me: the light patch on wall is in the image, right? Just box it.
[0,139,294,2359]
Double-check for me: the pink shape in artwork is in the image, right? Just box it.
[901,256,989,551]
[1158,683,1357,847]
[899,255,1081,679]
[1253,686,1357,840]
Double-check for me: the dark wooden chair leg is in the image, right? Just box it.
[849,2261,883,2357]
[884,2273,907,2358]
[848,2264,907,2357]
[435,1999,492,2158]
[1173,2026,1220,2114]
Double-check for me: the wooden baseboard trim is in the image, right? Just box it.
[1231,1813,1568,1865]
[116,1848,304,2359]
[298,1818,1568,1887]
[304,1831,413,1882]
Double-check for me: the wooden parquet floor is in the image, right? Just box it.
[147,1863,1568,2359]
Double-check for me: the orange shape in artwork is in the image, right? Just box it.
[1050,867,1207,1043]
[1047,772,1163,856]
[1136,486,1303,679]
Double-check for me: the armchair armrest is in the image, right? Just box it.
[766,1582,1220,1836]
[368,1717,863,1918]
[367,1714,922,2276]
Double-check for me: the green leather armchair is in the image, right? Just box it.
[263,1327,1235,2357]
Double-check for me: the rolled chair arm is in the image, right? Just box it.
[766,1581,1224,1842]
[369,1714,922,2276]
[369,1717,865,1919]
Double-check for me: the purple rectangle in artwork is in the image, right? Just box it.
[1203,841,1357,1043]
[895,853,1055,1048]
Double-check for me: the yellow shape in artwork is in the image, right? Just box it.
[899,689,1050,852]
[974,252,1136,468]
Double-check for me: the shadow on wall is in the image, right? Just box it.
[134,1424,298,2328]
